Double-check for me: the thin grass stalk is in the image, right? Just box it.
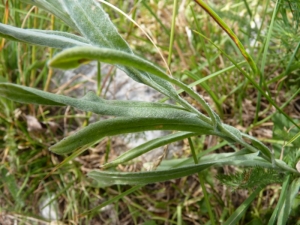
[242,0,252,18]
[188,137,216,225]
[97,61,101,95]
[177,205,182,225]
[98,0,171,75]
[168,0,179,68]
[255,0,282,123]
[248,88,300,130]
[285,41,300,73]
[44,14,55,91]
[30,7,38,87]
[193,30,300,129]
[141,1,169,33]
[190,6,213,72]
[125,0,139,40]
[254,0,271,62]
[79,185,143,218]
[0,0,9,51]
[193,0,258,75]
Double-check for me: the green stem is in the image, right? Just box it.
[193,0,258,75]
[97,61,101,95]
[170,78,218,128]
[255,0,281,123]
[168,0,178,68]
[189,137,216,225]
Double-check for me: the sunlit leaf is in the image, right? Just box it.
[0,83,199,119]
[89,152,267,186]
[59,0,183,108]
[49,117,214,155]
[0,23,90,49]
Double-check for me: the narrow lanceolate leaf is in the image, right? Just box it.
[268,175,291,225]
[0,23,90,49]
[59,0,184,108]
[31,30,90,44]
[103,132,197,169]
[0,83,200,119]
[89,152,267,186]
[287,178,300,213]
[277,174,292,225]
[159,151,274,170]
[88,162,214,186]
[49,117,214,155]
[49,46,168,74]
[48,46,222,126]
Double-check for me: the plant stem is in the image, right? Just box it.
[193,0,258,75]
[168,0,178,68]
[189,137,216,225]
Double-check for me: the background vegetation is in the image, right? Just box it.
[0,0,300,224]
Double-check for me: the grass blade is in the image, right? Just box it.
[255,0,282,123]
[193,0,258,75]
[268,174,291,225]
[224,186,264,225]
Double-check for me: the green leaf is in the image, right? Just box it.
[89,161,215,186]
[224,186,263,225]
[0,83,200,119]
[60,0,131,52]
[55,0,195,116]
[103,131,197,169]
[0,23,90,49]
[223,124,242,140]
[49,117,213,155]
[159,150,274,171]
[242,133,272,160]
[19,0,77,29]
[287,178,300,212]
[32,30,90,44]
[277,174,293,225]
[49,46,215,125]
[88,152,267,186]
[268,175,291,225]
[276,177,300,225]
